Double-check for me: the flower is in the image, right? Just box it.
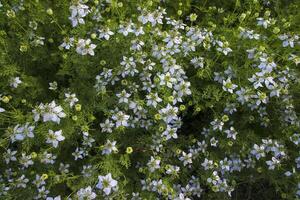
[96,173,118,195]
[3,149,17,164]
[76,186,96,200]
[64,93,79,107]
[222,78,238,93]
[98,27,114,40]
[60,37,75,50]
[111,111,130,127]
[76,39,97,56]
[147,156,161,172]
[12,123,35,142]
[179,151,193,166]
[49,81,58,90]
[33,101,66,124]
[10,77,22,88]
[46,130,65,148]
[146,93,162,108]
[69,1,90,27]
[102,140,118,155]
[100,119,114,133]
[116,90,131,104]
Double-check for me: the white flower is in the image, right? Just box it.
[49,81,58,90]
[251,144,266,160]
[147,156,161,172]
[202,158,214,170]
[278,34,299,48]
[111,111,130,127]
[46,130,65,148]
[59,163,70,174]
[266,157,280,170]
[15,175,29,188]
[165,165,180,175]
[102,140,118,155]
[40,151,56,164]
[190,57,204,68]
[0,107,5,112]
[224,127,238,140]
[159,104,178,123]
[130,39,144,51]
[77,186,96,200]
[64,93,79,107]
[19,153,34,168]
[10,77,22,88]
[179,151,193,166]
[222,78,237,93]
[162,126,178,140]
[118,21,135,36]
[60,37,75,50]
[290,133,300,145]
[100,119,114,133]
[46,196,61,200]
[69,1,90,27]
[33,101,66,124]
[32,175,46,188]
[96,173,118,195]
[98,28,114,40]
[158,72,176,88]
[3,149,17,164]
[72,147,86,160]
[12,123,35,142]
[146,93,162,108]
[116,90,131,104]
[256,17,270,29]
[76,39,97,56]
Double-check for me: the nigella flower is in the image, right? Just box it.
[146,93,162,108]
[19,153,34,168]
[10,77,22,88]
[179,151,193,166]
[49,81,58,90]
[278,34,299,48]
[60,37,75,50]
[111,111,130,127]
[46,129,65,148]
[147,156,161,172]
[96,173,118,195]
[98,27,114,40]
[32,101,66,124]
[3,149,17,164]
[45,196,61,200]
[256,17,270,29]
[190,56,204,68]
[69,0,90,27]
[76,186,96,200]
[64,93,79,107]
[102,140,118,155]
[116,90,131,104]
[12,123,35,142]
[100,119,114,133]
[76,39,97,56]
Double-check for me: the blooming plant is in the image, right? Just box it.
[0,0,300,199]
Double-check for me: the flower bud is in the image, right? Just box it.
[75,104,81,111]
[126,147,133,154]
[46,8,53,15]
